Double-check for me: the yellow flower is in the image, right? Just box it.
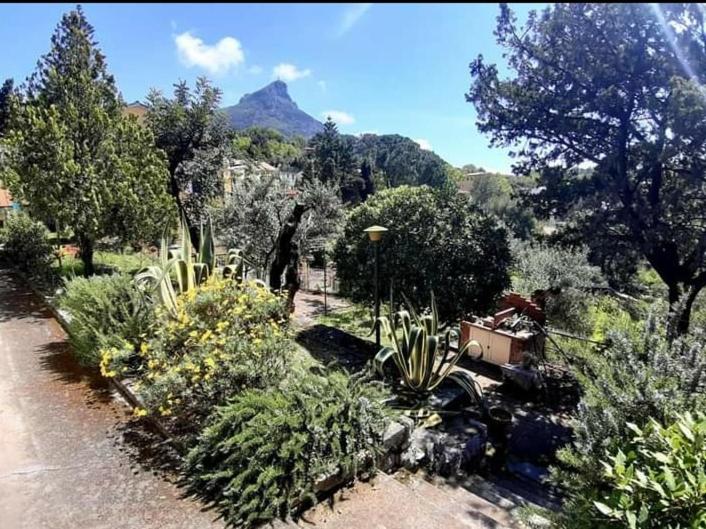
[133,407,148,417]
[200,330,213,342]
[189,330,199,338]
[140,342,149,355]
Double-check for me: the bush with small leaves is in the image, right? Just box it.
[530,318,706,529]
[0,212,53,275]
[114,277,290,439]
[510,239,606,333]
[334,185,511,323]
[60,273,153,366]
[184,368,390,528]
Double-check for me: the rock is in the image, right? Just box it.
[400,415,488,476]
[401,428,432,469]
[398,415,415,437]
[314,467,342,493]
[383,421,408,451]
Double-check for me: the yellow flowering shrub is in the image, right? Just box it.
[118,277,291,438]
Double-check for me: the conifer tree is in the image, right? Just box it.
[1,6,173,275]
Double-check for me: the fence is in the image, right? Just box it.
[300,262,340,294]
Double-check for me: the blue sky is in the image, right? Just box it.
[0,3,543,172]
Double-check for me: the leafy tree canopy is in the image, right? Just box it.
[230,126,305,168]
[0,6,173,275]
[334,185,511,322]
[468,3,706,337]
[458,166,536,239]
[146,77,228,235]
[353,133,455,192]
[0,78,15,136]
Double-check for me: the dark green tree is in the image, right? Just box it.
[0,78,14,136]
[305,118,362,202]
[334,186,511,322]
[0,7,173,275]
[146,77,228,242]
[468,3,706,337]
[353,133,454,191]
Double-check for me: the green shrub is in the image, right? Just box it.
[184,368,390,528]
[333,186,511,322]
[60,273,152,366]
[581,413,706,529]
[541,319,706,528]
[511,239,606,333]
[1,211,53,275]
[115,278,290,437]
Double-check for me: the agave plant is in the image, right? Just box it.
[373,292,486,409]
[222,248,246,282]
[135,212,217,318]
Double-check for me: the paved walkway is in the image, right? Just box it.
[0,271,222,529]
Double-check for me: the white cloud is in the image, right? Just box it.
[272,63,311,82]
[321,110,356,126]
[174,32,244,74]
[317,80,327,92]
[355,130,379,137]
[336,3,372,37]
[248,65,263,75]
[414,138,432,151]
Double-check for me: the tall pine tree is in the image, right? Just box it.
[0,78,14,137]
[1,6,173,274]
[305,118,362,202]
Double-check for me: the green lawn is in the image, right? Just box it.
[316,303,395,347]
[52,250,156,279]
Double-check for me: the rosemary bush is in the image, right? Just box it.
[184,368,390,528]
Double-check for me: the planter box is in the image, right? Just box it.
[460,320,540,365]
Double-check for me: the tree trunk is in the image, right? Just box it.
[269,204,310,310]
[168,166,200,248]
[79,236,95,277]
[284,241,301,313]
[667,283,702,340]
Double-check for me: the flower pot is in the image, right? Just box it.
[487,405,513,438]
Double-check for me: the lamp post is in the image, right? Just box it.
[364,225,388,347]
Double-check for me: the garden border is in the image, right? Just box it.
[17,270,418,502]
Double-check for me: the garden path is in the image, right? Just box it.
[0,270,222,529]
[293,290,350,328]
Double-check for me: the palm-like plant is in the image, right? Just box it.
[373,293,486,409]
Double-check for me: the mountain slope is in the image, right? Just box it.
[222,81,323,138]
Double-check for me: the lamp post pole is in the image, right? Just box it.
[364,226,388,348]
[374,240,380,346]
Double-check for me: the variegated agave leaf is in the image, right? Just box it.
[373,291,486,410]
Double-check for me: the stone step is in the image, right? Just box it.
[276,471,514,529]
[396,471,519,528]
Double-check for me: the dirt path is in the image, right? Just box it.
[292,290,351,328]
[0,271,221,529]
